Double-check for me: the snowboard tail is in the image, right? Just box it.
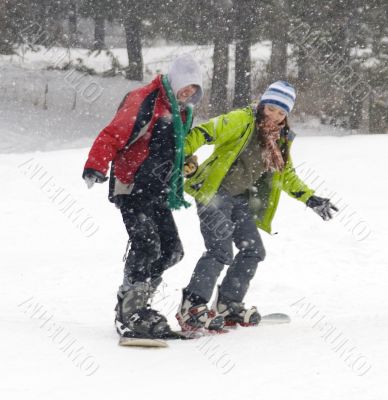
[119,337,168,347]
[260,313,291,324]
[225,312,291,327]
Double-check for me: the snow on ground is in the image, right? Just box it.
[1,132,387,400]
[1,51,387,399]
[0,60,144,153]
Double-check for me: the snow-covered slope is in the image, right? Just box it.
[1,133,387,400]
[1,45,387,399]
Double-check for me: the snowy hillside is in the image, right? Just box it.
[1,42,273,83]
[1,132,387,399]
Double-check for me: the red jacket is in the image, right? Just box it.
[84,75,183,188]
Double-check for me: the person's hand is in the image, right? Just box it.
[184,155,198,178]
[306,195,339,221]
[82,168,108,189]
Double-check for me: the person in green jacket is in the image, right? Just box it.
[176,81,338,332]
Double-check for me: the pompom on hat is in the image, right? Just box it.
[259,81,296,115]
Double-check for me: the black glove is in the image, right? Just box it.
[82,168,108,189]
[306,195,339,221]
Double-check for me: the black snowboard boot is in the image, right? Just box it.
[213,286,261,327]
[115,282,178,339]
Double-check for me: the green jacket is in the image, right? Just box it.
[184,106,315,234]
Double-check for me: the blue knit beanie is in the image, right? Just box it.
[260,81,296,115]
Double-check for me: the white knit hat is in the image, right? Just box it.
[260,81,296,114]
[167,54,203,105]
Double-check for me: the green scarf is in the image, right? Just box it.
[162,75,193,210]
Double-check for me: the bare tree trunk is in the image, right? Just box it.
[68,1,78,47]
[269,30,287,81]
[233,0,252,108]
[297,47,309,89]
[369,94,387,133]
[210,38,230,116]
[123,14,143,81]
[210,2,232,116]
[93,16,105,50]
[269,35,287,81]
[345,92,363,130]
[34,1,49,44]
[0,1,13,54]
[269,0,288,81]
[334,19,361,129]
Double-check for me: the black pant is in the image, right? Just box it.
[119,199,184,288]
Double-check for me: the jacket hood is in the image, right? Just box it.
[167,54,203,106]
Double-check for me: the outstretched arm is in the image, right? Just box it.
[282,154,315,203]
[184,108,252,156]
[282,155,338,220]
[184,119,218,156]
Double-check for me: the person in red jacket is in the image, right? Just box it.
[82,54,203,341]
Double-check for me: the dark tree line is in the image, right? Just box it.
[1,0,387,131]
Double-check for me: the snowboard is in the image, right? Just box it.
[118,313,291,347]
[223,312,291,328]
[118,329,200,348]
[119,336,168,347]
[119,337,168,347]
[260,312,291,324]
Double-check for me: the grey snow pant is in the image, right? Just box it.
[185,189,266,303]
